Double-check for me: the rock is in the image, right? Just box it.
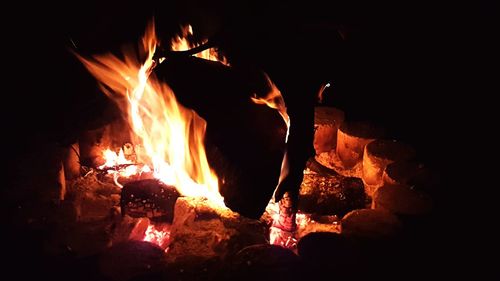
[335,121,384,169]
[313,106,345,154]
[362,139,415,195]
[226,244,301,281]
[70,173,120,222]
[383,161,434,191]
[167,197,267,262]
[98,241,166,281]
[341,209,401,240]
[297,232,364,279]
[372,184,433,216]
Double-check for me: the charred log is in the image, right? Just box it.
[120,179,180,223]
[154,56,287,219]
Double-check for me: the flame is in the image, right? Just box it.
[76,21,225,207]
[171,25,228,65]
[251,74,291,194]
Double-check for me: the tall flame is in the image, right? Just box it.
[171,25,228,65]
[76,21,224,207]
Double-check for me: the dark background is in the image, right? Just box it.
[4,0,494,279]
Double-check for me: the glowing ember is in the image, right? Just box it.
[76,21,225,207]
[143,224,171,251]
[171,24,228,65]
[266,201,311,250]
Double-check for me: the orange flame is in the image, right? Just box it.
[171,25,228,65]
[251,74,291,193]
[76,21,225,207]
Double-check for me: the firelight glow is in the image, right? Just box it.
[76,21,225,207]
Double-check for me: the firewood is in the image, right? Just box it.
[362,139,415,195]
[313,106,345,154]
[120,179,180,223]
[335,121,384,169]
[341,209,401,240]
[155,56,287,219]
[298,170,366,217]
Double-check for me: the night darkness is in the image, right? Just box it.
[4,0,493,280]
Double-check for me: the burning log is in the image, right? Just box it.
[335,121,384,169]
[298,170,366,217]
[167,197,267,262]
[313,106,344,154]
[120,179,180,222]
[341,209,401,240]
[362,139,415,196]
[155,56,287,219]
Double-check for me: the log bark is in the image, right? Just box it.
[362,139,415,195]
[335,121,384,169]
[313,106,344,154]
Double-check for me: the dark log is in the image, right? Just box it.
[120,179,180,223]
[154,56,287,219]
[298,171,366,217]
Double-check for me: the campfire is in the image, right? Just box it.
[8,10,439,280]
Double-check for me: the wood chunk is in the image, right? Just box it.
[120,179,180,223]
[299,171,366,217]
[341,209,401,240]
[362,139,415,195]
[314,106,345,154]
[155,56,287,219]
[167,197,267,262]
[372,184,433,216]
[336,121,384,169]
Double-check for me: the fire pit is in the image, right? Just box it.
[6,4,445,280]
